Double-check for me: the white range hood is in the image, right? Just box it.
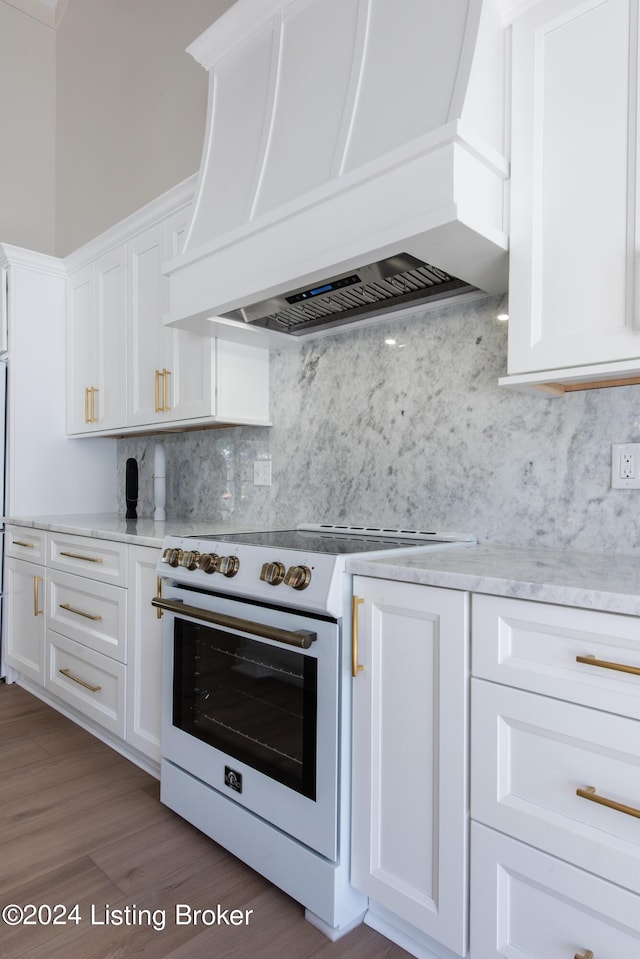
[164,0,509,344]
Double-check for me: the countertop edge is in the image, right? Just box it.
[6,517,640,616]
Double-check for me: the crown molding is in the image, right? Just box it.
[0,0,68,29]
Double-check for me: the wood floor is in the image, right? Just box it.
[0,683,412,959]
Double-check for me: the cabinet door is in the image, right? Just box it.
[125,545,163,763]
[66,250,126,434]
[351,577,469,955]
[94,247,127,430]
[508,0,638,374]
[67,265,97,434]
[127,217,214,428]
[4,557,45,685]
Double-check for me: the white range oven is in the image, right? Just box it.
[154,524,475,938]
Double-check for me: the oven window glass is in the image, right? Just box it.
[173,619,317,799]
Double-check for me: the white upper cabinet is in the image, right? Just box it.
[126,214,217,428]
[66,179,270,435]
[67,248,127,434]
[501,0,640,393]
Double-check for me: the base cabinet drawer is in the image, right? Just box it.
[471,677,640,894]
[5,527,46,563]
[47,570,127,663]
[48,533,127,586]
[45,630,125,737]
[470,822,640,958]
[472,594,640,720]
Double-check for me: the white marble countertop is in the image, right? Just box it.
[6,516,640,615]
[2,514,270,549]
[347,543,640,616]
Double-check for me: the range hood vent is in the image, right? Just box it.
[164,0,509,345]
[223,254,474,336]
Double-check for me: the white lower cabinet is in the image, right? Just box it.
[4,556,45,685]
[125,545,162,763]
[351,576,469,957]
[4,528,163,773]
[470,593,640,958]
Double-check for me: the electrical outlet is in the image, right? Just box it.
[253,460,272,486]
[611,443,640,489]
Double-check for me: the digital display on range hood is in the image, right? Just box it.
[286,274,361,305]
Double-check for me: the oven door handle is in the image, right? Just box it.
[151,597,316,649]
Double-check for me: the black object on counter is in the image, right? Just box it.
[126,458,138,520]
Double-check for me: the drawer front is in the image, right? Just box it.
[47,570,126,663]
[472,594,640,719]
[472,677,640,894]
[46,630,125,737]
[470,822,640,958]
[48,533,127,586]
[5,526,46,563]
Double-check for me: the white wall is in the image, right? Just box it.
[0,3,55,252]
[55,0,235,255]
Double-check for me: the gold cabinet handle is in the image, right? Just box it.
[33,576,43,616]
[352,595,365,678]
[59,602,103,622]
[154,369,172,412]
[156,576,163,619]
[84,387,98,423]
[575,951,594,959]
[576,785,640,820]
[576,653,640,676]
[59,550,104,563]
[59,667,101,693]
[162,368,172,411]
[13,539,34,548]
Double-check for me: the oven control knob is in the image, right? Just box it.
[219,555,240,578]
[260,561,286,586]
[197,552,219,574]
[161,547,173,564]
[165,548,183,568]
[284,565,312,590]
[179,550,200,570]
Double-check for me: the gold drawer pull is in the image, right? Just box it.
[576,653,640,676]
[576,785,640,819]
[575,951,594,959]
[59,550,104,564]
[59,667,101,693]
[13,539,34,548]
[352,595,365,678]
[59,602,103,622]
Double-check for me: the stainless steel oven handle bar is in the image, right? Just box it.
[151,596,316,649]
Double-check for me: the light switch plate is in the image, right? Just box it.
[253,460,272,486]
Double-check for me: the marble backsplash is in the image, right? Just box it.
[117,294,640,552]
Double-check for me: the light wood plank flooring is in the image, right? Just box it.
[0,683,413,959]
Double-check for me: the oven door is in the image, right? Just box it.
[157,584,340,861]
